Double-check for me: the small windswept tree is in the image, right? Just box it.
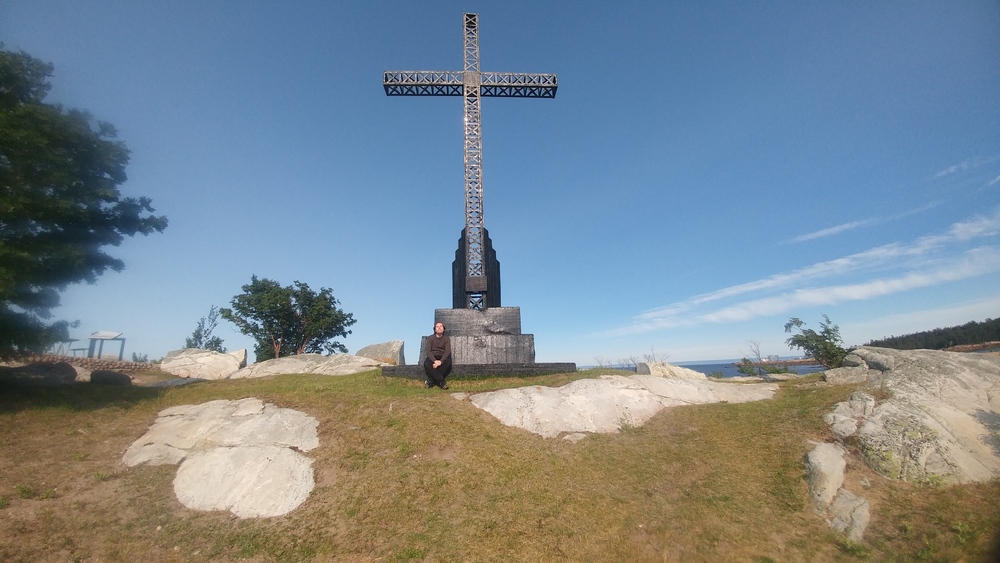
[220,276,356,361]
[784,314,848,369]
[184,305,226,352]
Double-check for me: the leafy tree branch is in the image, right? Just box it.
[0,45,167,357]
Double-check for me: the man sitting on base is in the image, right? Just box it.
[423,322,452,389]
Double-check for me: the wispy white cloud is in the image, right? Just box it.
[988,175,1000,188]
[934,154,1000,178]
[788,219,873,243]
[610,208,1000,337]
[695,246,1000,325]
[784,202,940,245]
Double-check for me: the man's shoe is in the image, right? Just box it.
[439,382,449,390]
[424,381,433,389]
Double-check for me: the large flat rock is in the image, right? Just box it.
[467,374,778,438]
[123,398,319,518]
[228,353,387,379]
[173,445,314,518]
[160,348,247,380]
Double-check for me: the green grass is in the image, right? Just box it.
[1,372,998,561]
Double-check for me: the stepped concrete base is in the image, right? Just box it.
[382,363,577,379]
[409,306,574,377]
[421,334,535,364]
[420,307,535,364]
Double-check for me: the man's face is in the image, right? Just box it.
[434,323,445,335]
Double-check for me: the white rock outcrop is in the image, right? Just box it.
[806,442,847,509]
[467,372,778,438]
[173,444,314,518]
[636,362,710,379]
[123,398,318,518]
[804,442,870,542]
[822,347,1000,484]
[228,353,387,379]
[160,348,247,380]
[356,340,405,366]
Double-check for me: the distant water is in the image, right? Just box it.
[677,361,826,378]
[579,358,827,378]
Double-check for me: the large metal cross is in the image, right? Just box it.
[384,13,557,310]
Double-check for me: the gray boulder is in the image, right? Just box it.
[828,489,870,542]
[805,442,870,542]
[356,340,405,366]
[228,353,387,379]
[123,398,319,518]
[805,442,847,510]
[823,347,898,384]
[160,348,247,380]
[71,364,93,382]
[0,361,78,386]
[90,370,133,385]
[822,347,1000,484]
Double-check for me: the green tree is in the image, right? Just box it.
[184,305,226,352]
[220,276,356,361]
[736,357,761,377]
[0,46,167,357]
[784,314,848,369]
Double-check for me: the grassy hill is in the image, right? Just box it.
[1,370,998,561]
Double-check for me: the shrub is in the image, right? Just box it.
[784,315,849,369]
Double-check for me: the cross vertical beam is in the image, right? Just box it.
[462,14,485,308]
[384,13,557,309]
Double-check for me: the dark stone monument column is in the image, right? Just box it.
[452,227,501,309]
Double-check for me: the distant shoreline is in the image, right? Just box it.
[736,357,818,367]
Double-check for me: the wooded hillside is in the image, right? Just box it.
[865,317,1000,350]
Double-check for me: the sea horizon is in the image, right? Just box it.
[577,356,825,378]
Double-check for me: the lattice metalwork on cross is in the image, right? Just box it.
[384,13,557,309]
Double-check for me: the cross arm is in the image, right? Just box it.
[480,72,557,98]
[383,71,464,96]
[384,70,558,98]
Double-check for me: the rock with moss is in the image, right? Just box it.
[823,347,1000,484]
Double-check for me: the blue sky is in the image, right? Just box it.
[3,1,999,365]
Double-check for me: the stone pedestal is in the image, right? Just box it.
[419,307,535,364]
